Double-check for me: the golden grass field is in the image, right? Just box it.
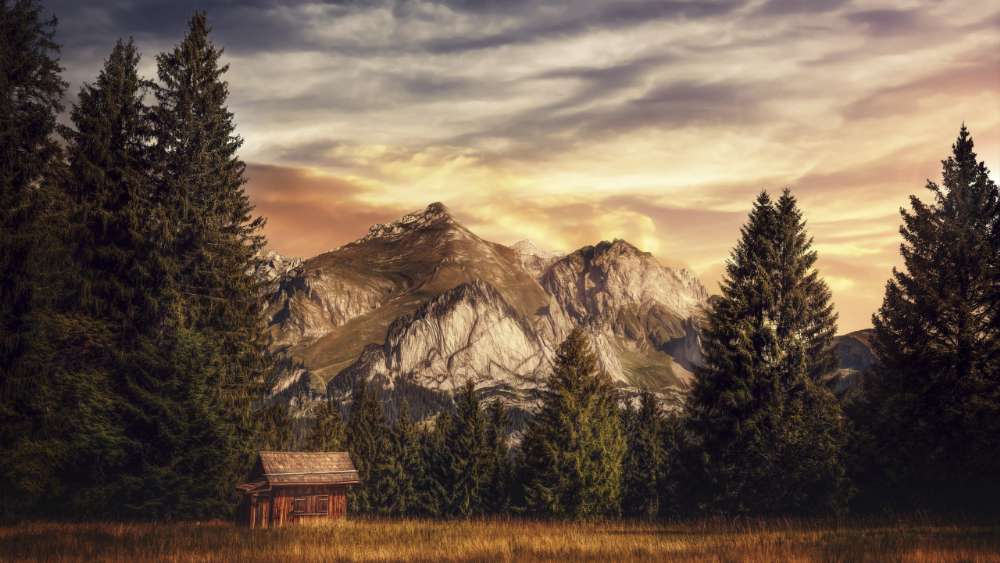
[1,517,999,562]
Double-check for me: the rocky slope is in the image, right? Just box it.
[824,329,877,398]
[538,240,708,389]
[511,239,562,279]
[265,203,710,416]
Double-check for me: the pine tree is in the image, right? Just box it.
[482,399,512,515]
[63,38,156,332]
[390,401,422,516]
[657,410,687,518]
[417,413,450,517]
[346,379,397,515]
[0,0,65,370]
[622,391,664,519]
[0,0,68,519]
[306,399,346,452]
[439,381,488,517]
[862,125,1000,512]
[54,37,159,516]
[521,328,626,518]
[131,11,270,518]
[685,190,850,516]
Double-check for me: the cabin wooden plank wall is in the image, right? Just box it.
[253,485,349,528]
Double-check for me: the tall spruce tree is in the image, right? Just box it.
[418,412,450,517]
[686,190,849,516]
[622,391,665,519]
[439,381,488,517]
[863,125,1000,512]
[57,37,158,516]
[390,401,422,516]
[346,379,398,515]
[0,0,68,519]
[103,12,270,518]
[0,0,64,364]
[482,399,512,515]
[154,8,269,418]
[656,410,687,518]
[521,328,626,518]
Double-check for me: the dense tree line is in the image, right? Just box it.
[1,3,270,520]
[2,0,996,522]
[326,129,997,520]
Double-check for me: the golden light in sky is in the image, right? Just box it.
[50,0,1000,331]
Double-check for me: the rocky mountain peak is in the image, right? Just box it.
[511,239,559,259]
[511,239,563,280]
[353,202,457,245]
[256,250,303,284]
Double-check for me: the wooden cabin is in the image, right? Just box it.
[236,451,360,528]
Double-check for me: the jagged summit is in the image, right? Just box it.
[511,239,560,259]
[352,202,457,245]
[511,239,563,279]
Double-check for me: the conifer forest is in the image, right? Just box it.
[1,1,998,560]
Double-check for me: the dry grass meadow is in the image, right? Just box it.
[1,517,999,562]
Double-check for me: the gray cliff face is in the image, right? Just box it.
[257,250,303,285]
[542,240,707,330]
[267,269,395,346]
[265,203,710,417]
[328,280,552,418]
[537,240,709,389]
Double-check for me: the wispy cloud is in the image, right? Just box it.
[43,0,1000,331]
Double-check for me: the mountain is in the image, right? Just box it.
[823,329,877,398]
[511,239,562,279]
[265,203,710,418]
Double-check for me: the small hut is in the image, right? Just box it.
[237,451,360,528]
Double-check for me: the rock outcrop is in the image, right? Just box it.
[823,329,877,398]
[511,239,562,280]
[328,280,553,419]
[537,240,708,389]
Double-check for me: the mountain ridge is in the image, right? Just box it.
[265,203,711,417]
[264,203,876,420]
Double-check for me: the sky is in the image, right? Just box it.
[44,0,1000,332]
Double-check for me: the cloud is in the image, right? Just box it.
[844,8,924,36]
[754,0,849,16]
[422,1,742,54]
[44,0,1000,333]
[842,51,1000,120]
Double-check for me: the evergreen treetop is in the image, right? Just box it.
[686,189,849,516]
[865,125,1000,511]
[521,328,625,518]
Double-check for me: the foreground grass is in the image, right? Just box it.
[1,517,999,562]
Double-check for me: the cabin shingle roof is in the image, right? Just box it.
[257,451,360,485]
